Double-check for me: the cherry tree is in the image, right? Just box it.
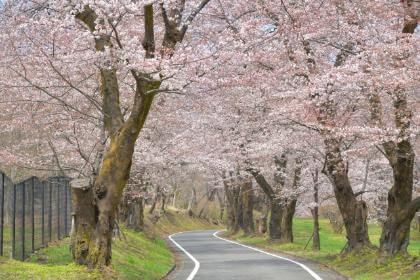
[0,0,218,267]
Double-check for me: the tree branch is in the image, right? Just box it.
[407,197,420,217]
[246,167,275,199]
[75,5,124,137]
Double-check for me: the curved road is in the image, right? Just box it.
[168,230,345,280]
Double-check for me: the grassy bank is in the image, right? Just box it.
[0,208,219,280]
[227,218,420,280]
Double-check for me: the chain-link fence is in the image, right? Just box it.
[0,171,72,260]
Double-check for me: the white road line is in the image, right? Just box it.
[213,230,323,280]
[168,232,200,280]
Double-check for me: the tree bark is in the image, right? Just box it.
[127,198,144,231]
[149,186,160,214]
[379,136,415,255]
[241,180,255,235]
[323,138,371,253]
[280,200,296,243]
[248,155,287,241]
[268,198,283,240]
[160,193,166,213]
[71,187,96,265]
[216,189,225,221]
[224,181,236,231]
[279,157,301,243]
[417,215,420,233]
[258,195,269,234]
[187,187,197,217]
[311,169,320,251]
[232,187,243,233]
[311,206,320,251]
[172,191,177,208]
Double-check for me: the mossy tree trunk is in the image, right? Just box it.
[70,1,211,269]
[280,200,296,243]
[71,187,96,264]
[241,180,255,235]
[71,4,156,268]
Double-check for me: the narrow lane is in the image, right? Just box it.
[168,230,345,280]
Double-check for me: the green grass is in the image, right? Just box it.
[0,228,173,280]
[146,207,221,236]
[0,208,220,280]
[111,229,173,280]
[0,239,101,280]
[228,218,420,280]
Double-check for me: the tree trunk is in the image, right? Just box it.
[149,186,160,214]
[241,181,254,235]
[379,139,415,256]
[224,185,235,231]
[127,198,144,231]
[311,170,320,251]
[279,158,301,243]
[366,18,418,257]
[70,2,212,268]
[269,198,283,240]
[172,192,177,208]
[311,206,320,251]
[324,138,371,253]
[160,193,166,213]
[70,87,156,267]
[380,214,413,256]
[187,187,197,217]
[417,215,420,233]
[138,197,144,230]
[71,187,96,265]
[280,200,296,243]
[232,186,243,233]
[259,197,269,234]
[216,189,225,221]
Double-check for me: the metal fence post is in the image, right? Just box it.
[57,179,60,240]
[64,180,68,236]
[12,184,16,259]
[0,173,4,256]
[42,181,45,246]
[31,178,35,253]
[22,183,25,260]
[69,184,72,236]
[49,182,52,242]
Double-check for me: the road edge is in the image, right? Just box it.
[168,232,200,280]
[213,230,324,280]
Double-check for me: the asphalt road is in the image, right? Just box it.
[168,230,346,280]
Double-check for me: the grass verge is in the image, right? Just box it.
[0,208,219,280]
[226,218,420,280]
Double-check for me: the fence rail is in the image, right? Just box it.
[0,171,71,260]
